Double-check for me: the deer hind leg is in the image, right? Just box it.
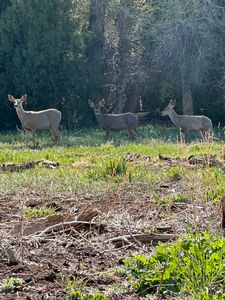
[127,128,137,140]
[50,128,61,142]
[105,130,110,140]
[135,128,138,135]
[132,127,138,136]
[131,128,138,139]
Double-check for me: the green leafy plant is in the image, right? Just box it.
[125,232,225,299]
[24,207,55,218]
[63,275,108,300]
[0,277,24,292]
[207,186,225,203]
[163,166,183,181]
[155,193,187,205]
[67,289,108,300]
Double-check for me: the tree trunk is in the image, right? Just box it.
[86,0,106,100]
[125,83,142,112]
[115,1,127,113]
[181,67,193,115]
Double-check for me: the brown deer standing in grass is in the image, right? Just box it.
[8,94,62,144]
[160,99,213,142]
[88,99,138,140]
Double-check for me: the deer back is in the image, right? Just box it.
[97,112,138,130]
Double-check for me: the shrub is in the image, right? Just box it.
[125,232,225,299]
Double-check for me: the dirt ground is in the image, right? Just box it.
[0,157,223,299]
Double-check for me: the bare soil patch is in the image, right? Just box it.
[0,156,223,299]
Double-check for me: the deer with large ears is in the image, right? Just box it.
[88,99,138,140]
[161,99,213,142]
[8,94,62,144]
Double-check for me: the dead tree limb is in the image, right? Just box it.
[106,233,177,248]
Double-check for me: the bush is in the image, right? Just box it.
[125,232,225,299]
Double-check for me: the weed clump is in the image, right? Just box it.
[125,232,225,299]
[163,166,182,181]
[105,156,127,177]
[0,277,24,292]
[67,290,108,300]
[24,207,55,218]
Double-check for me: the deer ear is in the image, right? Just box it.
[99,99,105,107]
[88,100,94,107]
[8,95,15,102]
[21,94,27,102]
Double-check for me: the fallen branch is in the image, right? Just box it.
[12,214,74,235]
[36,220,105,236]
[7,206,102,236]
[106,233,177,248]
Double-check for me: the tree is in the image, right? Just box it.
[0,0,87,129]
[138,0,225,114]
[86,0,106,101]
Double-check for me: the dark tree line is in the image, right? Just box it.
[0,0,225,130]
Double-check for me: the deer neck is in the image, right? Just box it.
[15,104,27,121]
[168,108,181,127]
[95,112,104,125]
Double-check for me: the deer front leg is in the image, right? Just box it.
[24,129,29,145]
[32,130,36,144]
[179,128,187,143]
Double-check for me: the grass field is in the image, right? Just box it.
[0,124,225,299]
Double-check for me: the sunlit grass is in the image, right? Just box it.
[0,124,224,199]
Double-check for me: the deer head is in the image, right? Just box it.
[88,99,105,114]
[8,94,27,108]
[161,99,176,116]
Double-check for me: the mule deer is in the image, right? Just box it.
[8,94,62,144]
[88,99,138,140]
[160,99,213,142]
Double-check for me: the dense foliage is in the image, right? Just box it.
[0,0,225,129]
[125,232,225,299]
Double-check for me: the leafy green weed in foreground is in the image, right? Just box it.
[67,290,108,300]
[24,207,55,218]
[125,232,225,299]
[0,277,24,292]
[63,275,108,300]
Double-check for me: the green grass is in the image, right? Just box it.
[0,124,224,198]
